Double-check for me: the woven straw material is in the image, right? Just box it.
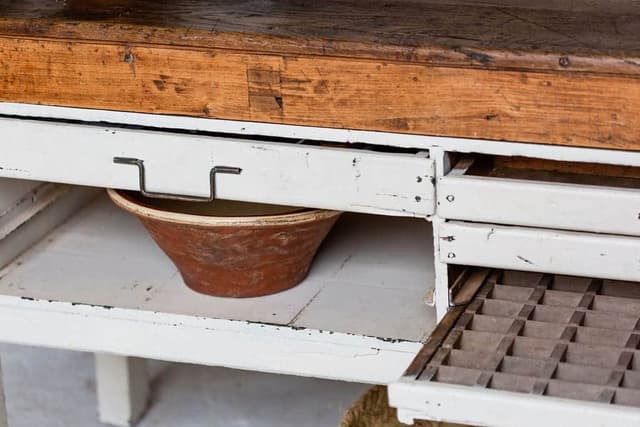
[340,386,468,427]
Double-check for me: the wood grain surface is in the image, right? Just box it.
[1,0,639,74]
[0,0,639,149]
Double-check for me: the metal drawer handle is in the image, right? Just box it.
[113,157,242,202]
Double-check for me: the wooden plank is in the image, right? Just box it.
[450,268,491,306]
[0,294,422,384]
[491,157,640,179]
[0,0,639,75]
[403,305,465,379]
[439,221,640,282]
[0,38,639,150]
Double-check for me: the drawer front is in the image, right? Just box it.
[0,118,435,217]
[438,161,640,236]
[439,221,640,282]
[391,381,640,427]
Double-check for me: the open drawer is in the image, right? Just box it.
[389,269,640,427]
[438,156,640,236]
[0,117,434,217]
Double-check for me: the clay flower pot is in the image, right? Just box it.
[107,189,341,297]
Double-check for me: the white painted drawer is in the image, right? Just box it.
[0,117,434,217]
[439,221,640,282]
[438,157,640,236]
[390,269,640,427]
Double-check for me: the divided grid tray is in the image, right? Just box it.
[415,270,640,407]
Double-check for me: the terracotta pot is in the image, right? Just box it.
[107,189,341,297]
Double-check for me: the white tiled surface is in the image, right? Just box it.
[0,345,368,427]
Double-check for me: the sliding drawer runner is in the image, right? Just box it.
[0,117,434,217]
[389,269,640,427]
[0,178,97,268]
[438,157,640,236]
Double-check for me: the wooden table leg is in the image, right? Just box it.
[95,354,149,427]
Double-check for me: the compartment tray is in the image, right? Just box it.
[416,270,640,407]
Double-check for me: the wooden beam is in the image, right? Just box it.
[0,0,639,75]
[0,37,639,150]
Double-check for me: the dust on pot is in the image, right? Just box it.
[107,189,341,298]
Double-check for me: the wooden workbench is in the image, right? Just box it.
[0,0,638,149]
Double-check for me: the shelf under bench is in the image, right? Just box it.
[0,194,436,383]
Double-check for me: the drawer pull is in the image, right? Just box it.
[113,157,242,202]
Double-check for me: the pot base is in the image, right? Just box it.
[141,216,339,298]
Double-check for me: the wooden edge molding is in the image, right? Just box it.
[0,36,638,150]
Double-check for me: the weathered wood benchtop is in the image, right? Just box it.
[0,0,638,149]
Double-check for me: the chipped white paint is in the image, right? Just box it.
[0,118,434,217]
[439,174,640,236]
[95,354,149,427]
[0,296,421,384]
[439,221,640,282]
[4,102,640,167]
[0,179,41,219]
[389,380,640,427]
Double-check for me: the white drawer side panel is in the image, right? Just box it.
[439,221,640,281]
[438,175,640,236]
[0,118,434,217]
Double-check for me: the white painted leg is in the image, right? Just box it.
[95,354,149,427]
[0,356,8,427]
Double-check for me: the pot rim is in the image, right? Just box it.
[107,188,342,227]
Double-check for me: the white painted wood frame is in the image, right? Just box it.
[389,380,640,427]
[0,179,41,218]
[0,118,434,217]
[5,102,640,426]
[439,221,640,282]
[0,357,7,427]
[95,354,149,427]
[0,297,422,384]
[0,183,98,268]
[438,173,640,236]
[5,102,640,168]
[429,147,452,320]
